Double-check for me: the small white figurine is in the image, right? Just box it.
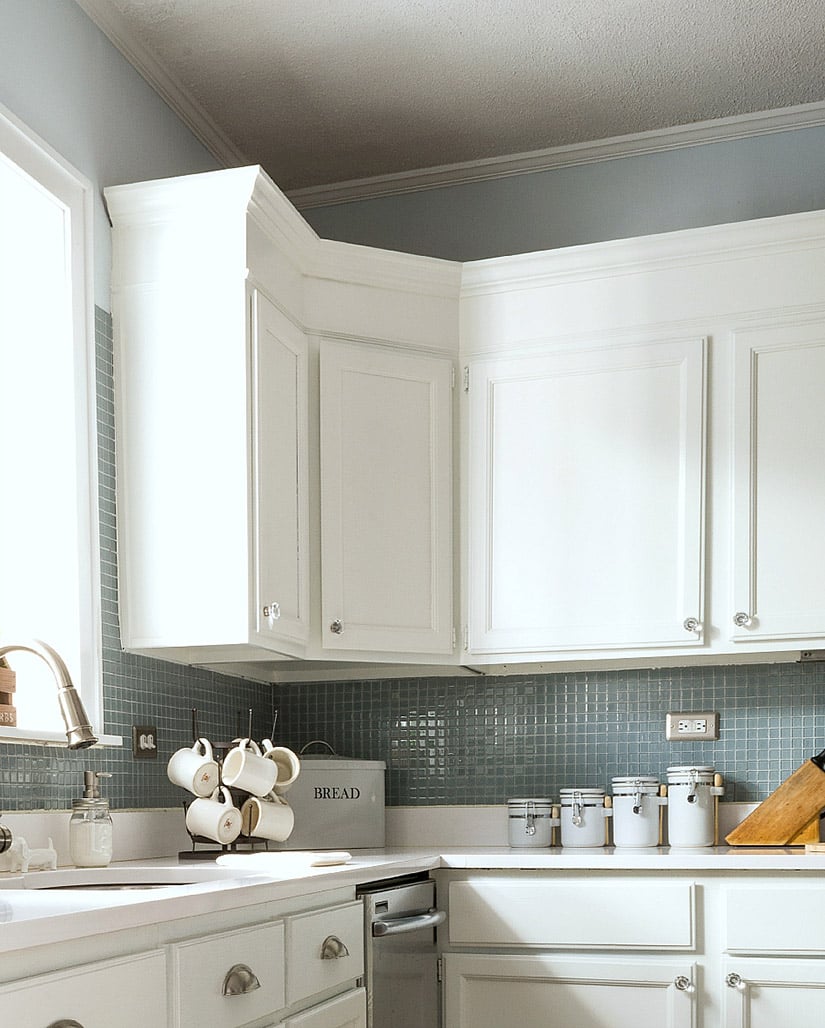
[27,838,58,871]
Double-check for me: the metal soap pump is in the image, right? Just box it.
[70,771,113,867]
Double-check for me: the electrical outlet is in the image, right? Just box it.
[665,712,719,741]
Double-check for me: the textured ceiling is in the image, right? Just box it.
[79,0,825,193]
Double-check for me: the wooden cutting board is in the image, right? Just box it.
[726,753,825,846]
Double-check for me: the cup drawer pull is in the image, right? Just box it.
[222,963,262,996]
[320,934,350,960]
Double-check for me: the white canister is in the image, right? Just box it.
[507,798,558,848]
[666,765,724,847]
[611,776,666,848]
[559,788,612,848]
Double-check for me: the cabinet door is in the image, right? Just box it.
[731,322,825,644]
[723,959,825,1027]
[281,987,366,1028]
[466,338,706,655]
[0,950,167,1027]
[320,340,454,654]
[444,954,695,1028]
[252,289,310,653]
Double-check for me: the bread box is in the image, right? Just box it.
[276,756,386,849]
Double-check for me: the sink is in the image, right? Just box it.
[21,864,248,890]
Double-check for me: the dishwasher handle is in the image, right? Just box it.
[372,907,447,938]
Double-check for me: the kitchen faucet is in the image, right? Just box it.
[0,639,98,749]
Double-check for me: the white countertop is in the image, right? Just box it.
[3,845,825,956]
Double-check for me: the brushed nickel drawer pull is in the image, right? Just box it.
[321,934,350,959]
[47,1021,85,1028]
[222,962,262,996]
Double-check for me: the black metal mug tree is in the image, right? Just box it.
[179,707,280,860]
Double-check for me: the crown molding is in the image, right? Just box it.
[289,100,825,209]
[459,208,825,297]
[74,0,248,168]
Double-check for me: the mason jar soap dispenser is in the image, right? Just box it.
[70,771,113,867]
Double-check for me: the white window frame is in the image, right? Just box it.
[0,101,117,746]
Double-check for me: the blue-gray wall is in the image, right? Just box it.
[303,125,825,261]
[2,1,824,814]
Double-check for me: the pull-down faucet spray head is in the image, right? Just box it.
[0,639,98,749]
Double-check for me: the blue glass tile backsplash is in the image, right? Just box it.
[2,309,823,812]
[274,662,825,805]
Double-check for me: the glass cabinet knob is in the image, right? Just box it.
[733,612,753,628]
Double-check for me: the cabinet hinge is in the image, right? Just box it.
[437,956,443,983]
[451,364,456,389]
[463,625,469,651]
[452,626,457,650]
[463,366,470,392]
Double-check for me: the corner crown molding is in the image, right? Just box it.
[289,100,825,210]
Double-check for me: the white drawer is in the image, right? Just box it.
[0,949,167,1027]
[286,901,364,1005]
[171,920,285,1028]
[281,987,367,1027]
[449,878,695,949]
[726,886,825,954]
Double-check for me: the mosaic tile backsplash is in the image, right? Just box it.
[2,308,824,812]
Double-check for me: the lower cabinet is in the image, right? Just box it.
[279,987,367,1028]
[722,959,825,1027]
[171,920,286,1028]
[444,953,695,1028]
[0,949,167,1027]
[439,873,825,1028]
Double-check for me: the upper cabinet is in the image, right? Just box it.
[106,167,459,678]
[730,319,825,646]
[320,339,454,655]
[106,169,312,666]
[466,338,706,656]
[107,166,825,678]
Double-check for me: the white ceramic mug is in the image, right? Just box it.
[185,786,242,844]
[167,737,220,797]
[222,738,278,796]
[261,740,301,794]
[241,792,295,842]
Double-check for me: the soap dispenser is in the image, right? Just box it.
[70,771,113,867]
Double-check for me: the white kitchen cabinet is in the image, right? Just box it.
[730,319,825,645]
[465,338,706,656]
[170,920,286,1028]
[444,953,696,1028]
[320,340,454,654]
[721,883,825,1025]
[105,168,311,665]
[721,959,825,1027]
[0,949,167,1027]
[285,901,364,1006]
[279,987,367,1028]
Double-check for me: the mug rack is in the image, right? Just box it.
[177,707,280,861]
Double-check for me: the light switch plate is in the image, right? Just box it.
[665,711,719,741]
[132,724,159,759]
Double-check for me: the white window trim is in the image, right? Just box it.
[0,101,119,747]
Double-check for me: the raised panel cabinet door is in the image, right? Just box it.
[280,987,367,1028]
[444,954,696,1028]
[0,950,167,1027]
[251,289,310,653]
[320,340,454,654]
[722,959,825,1027]
[731,322,825,644]
[466,338,706,655]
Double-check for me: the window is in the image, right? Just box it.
[0,102,107,744]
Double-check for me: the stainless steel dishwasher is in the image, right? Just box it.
[358,874,446,1028]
